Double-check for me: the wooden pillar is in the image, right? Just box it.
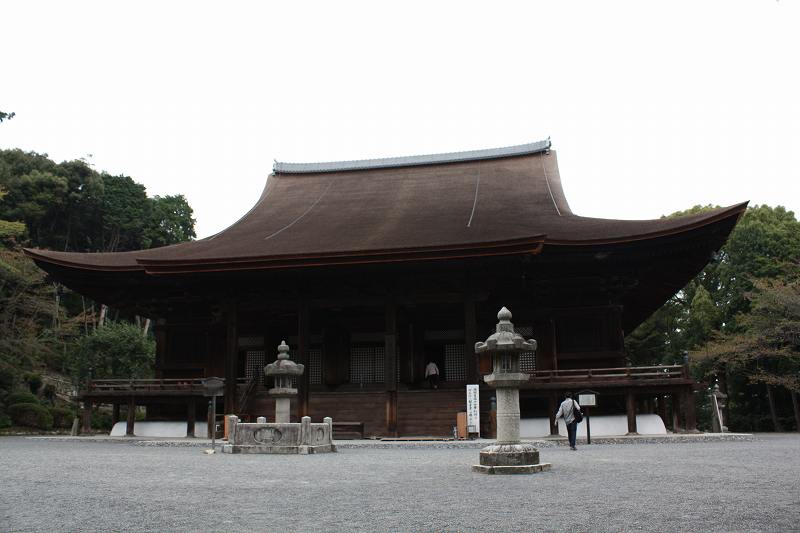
[82,399,93,434]
[126,397,135,436]
[626,391,638,435]
[385,303,398,436]
[683,388,698,432]
[297,301,310,419]
[550,320,558,371]
[645,397,655,414]
[658,395,668,425]
[154,318,167,378]
[792,391,800,433]
[224,304,238,415]
[112,403,120,425]
[464,300,478,384]
[766,384,783,432]
[672,392,683,432]
[187,397,196,438]
[548,393,559,436]
[207,399,214,440]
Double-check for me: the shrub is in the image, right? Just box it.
[0,412,11,429]
[49,406,75,429]
[23,373,43,394]
[4,391,39,406]
[8,402,53,429]
[42,384,57,404]
[91,410,113,430]
[0,368,16,392]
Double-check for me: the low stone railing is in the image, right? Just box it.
[223,415,336,454]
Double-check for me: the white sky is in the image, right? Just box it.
[2,1,798,239]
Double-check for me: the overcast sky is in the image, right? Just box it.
[2,1,798,239]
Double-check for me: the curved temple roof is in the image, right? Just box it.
[25,140,747,275]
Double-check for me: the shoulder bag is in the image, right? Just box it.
[572,399,583,423]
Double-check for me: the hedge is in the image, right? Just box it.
[4,391,39,406]
[8,402,53,429]
[49,406,76,429]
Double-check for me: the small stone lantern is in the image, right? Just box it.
[472,307,551,474]
[264,341,304,423]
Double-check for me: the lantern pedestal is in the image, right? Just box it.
[472,443,551,474]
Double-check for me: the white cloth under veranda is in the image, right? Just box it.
[424,362,440,378]
[555,398,582,424]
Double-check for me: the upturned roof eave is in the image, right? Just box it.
[22,201,748,276]
[542,201,748,247]
[23,235,548,275]
[136,236,548,275]
[22,248,146,272]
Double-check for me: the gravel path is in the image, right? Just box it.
[1,434,798,532]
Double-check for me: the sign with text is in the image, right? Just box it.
[578,393,597,407]
[202,377,224,397]
[466,384,480,436]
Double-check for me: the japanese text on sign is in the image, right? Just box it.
[466,384,480,436]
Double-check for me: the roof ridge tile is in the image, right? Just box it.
[273,138,551,174]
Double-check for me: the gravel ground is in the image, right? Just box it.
[1,434,798,532]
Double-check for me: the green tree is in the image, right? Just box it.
[97,174,149,252]
[627,205,800,363]
[68,322,155,385]
[0,111,14,123]
[627,204,800,431]
[0,242,62,371]
[696,277,800,430]
[144,194,196,248]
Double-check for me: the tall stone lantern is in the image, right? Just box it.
[264,341,304,423]
[472,307,551,474]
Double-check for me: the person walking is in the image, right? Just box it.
[424,361,440,389]
[555,392,582,450]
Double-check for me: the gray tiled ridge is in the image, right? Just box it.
[273,138,551,174]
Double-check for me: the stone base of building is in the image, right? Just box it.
[222,443,336,454]
[472,443,550,475]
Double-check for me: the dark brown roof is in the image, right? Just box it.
[24,145,747,274]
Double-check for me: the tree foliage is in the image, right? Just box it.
[68,322,155,384]
[0,149,196,252]
[0,149,195,403]
[626,204,800,430]
[0,243,63,371]
[697,277,800,392]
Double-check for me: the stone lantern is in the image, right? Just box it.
[264,341,304,423]
[472,307,551,474]
[224,340,334,454]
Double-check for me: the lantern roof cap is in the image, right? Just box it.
[265,341,305,376]
[475,307,537,353]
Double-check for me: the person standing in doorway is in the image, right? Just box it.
[425,361,440,389]
[555,392,582,450]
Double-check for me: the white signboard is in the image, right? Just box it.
[578,393,597,407]
[466,384,480,436]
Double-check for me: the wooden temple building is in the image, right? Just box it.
[26,140,746,437]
